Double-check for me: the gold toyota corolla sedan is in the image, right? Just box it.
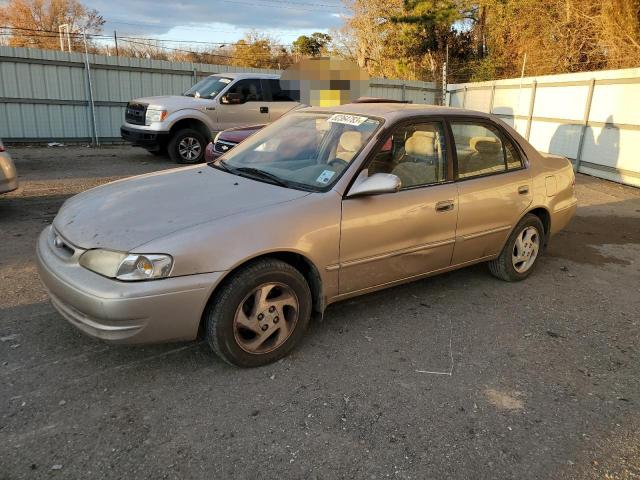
[37,104,577,367]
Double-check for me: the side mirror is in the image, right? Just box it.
[221,92,244,105]
[347,172,401,198]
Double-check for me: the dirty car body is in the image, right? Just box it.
[0,139,18,194]
[37,104,577,367]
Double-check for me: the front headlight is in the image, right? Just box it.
[145,108,168,125]
[79,249,173,281]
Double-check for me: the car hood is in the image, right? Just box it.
[219,124,266,143]
[53,166,310,252]
[131,95,214,112]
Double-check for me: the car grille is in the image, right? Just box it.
[125,102,147,125]
[214,139,238,154]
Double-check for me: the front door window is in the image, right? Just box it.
[368,122,448,188]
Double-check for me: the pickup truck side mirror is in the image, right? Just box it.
[221,93,245,105]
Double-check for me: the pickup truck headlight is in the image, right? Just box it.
[145,108,168,125]
[79,249,173,281]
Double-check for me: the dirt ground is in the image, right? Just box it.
[1,145,639,480]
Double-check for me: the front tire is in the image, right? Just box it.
[204,259,312,367]
[168,128,206,164]
[488,214,544,282]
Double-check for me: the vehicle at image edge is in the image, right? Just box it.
[38,103,578,368]
[205,124,265,162]
[0,139,18,194]
[121,73,301,164]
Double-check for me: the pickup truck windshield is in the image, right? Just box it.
[214,112,381,191]
[184,76,232,98]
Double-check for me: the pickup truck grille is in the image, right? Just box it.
[214,139,238,154]
[125,102,147,125]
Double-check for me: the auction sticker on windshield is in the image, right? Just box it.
[327,114,368,126]
[316,170,336,184]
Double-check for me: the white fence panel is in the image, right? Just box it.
[448,68,640,187]
[0,46,438,143]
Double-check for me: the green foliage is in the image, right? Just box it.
[292,32,332,57]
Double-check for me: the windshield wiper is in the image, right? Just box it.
[234,167,289,187]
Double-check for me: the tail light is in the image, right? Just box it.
[0,140,5,152]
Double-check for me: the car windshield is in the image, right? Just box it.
[184,76,232,98]
[213,112,381,191]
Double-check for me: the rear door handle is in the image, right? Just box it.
[435,200,455,212]
[518,185,529,195]
[260,106,269,114]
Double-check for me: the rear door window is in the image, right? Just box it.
[267,79,300,102]
[450,121,522,179]
[227,79,264,102]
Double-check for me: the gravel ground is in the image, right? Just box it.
[1,145,639,480]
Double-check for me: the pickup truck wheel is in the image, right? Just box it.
[204,259,312,367]
[168,128,206,164]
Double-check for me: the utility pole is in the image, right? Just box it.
[58,24,71,52]
[114,30,119,56]
[517,52,528,114]
[82,31,99,147]
[441,44,448,106]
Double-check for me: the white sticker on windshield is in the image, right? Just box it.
[219,78,232,84]
[316,170,336,184]
[327,114,368,126]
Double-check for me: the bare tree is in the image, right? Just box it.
[1,0,104,50]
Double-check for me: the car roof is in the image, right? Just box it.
[299,103,495,123]
[209,72,280,80]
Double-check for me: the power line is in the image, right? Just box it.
[0,25,317,48]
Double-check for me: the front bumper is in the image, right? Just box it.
[120,125,169,150]
[0,176,18,194]
[36,226,225,344]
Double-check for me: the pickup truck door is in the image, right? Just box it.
[215,78,270,130]
[264,79,300,122]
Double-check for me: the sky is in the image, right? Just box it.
[85,0,347,47]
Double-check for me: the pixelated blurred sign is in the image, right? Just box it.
[280,57,370,107]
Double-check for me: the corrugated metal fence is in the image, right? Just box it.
[448,69,640,188]
[0,46,439,143]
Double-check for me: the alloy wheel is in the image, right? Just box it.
[178,137,202,161]
[233,282,299,354]
[512,226,540,273]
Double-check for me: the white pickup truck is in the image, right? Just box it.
[121,72,301,164]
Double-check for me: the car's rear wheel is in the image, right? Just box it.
[204,259,312,367]
[168,128,206,164]
[488,214,544,281]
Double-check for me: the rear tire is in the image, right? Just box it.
[488,214,544,282]
[204,259,312,367]
[168,128,206,164]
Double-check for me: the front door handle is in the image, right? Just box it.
[435,200,455,212]
[260,106,269,114]
[518,185,529,195]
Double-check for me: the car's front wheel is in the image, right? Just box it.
[488,214,544,281]
[168,128,206,164]
[204,259,312,367]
